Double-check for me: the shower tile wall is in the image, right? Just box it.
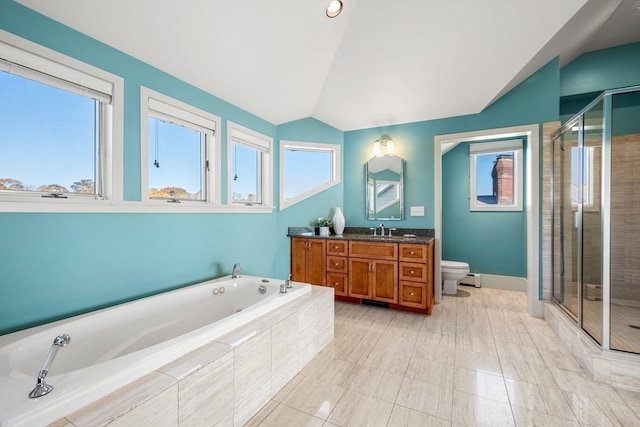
[611,133,640,304]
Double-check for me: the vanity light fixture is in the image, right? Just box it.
[326,0,343,18]
[373,137,395,156]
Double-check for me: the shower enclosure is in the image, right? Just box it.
[551,85,640,354]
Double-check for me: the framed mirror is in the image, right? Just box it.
[366,154,404,220]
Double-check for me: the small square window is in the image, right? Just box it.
[141,87,219,206]
[469,139,523,211]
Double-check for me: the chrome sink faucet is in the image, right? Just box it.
[379,223,385,236]
[232,263,241,278]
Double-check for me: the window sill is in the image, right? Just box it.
[0,197,275,214]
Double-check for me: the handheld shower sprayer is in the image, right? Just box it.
[28,333,71,398]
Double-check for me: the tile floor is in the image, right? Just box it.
[246,286,640,426]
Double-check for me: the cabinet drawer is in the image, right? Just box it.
[399,244,428,263]
[326,272,348,296]
[399,281,427,309]
[327,256,348,273]
[399,262,427,282]
[327,240,348,256]
[349,241,397,260]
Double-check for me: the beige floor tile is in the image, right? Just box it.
[495,340,545,366]
[396,377,453,420]
[406,356,455,389]
[564,390,640,426]
[302,353,357,387]
[454,348,502,376]
[451,390,515,427]
[387,405,452,427]
[453,367,509,404]
[491,325,536,347]
[413,340,456,364]
[326,390,394,427]
[549,367,623,401]
[281,376,345,420]
[615,387,640,418]
[511,405,580,427]
[244,400,278,427]
[272,374,304,403]
[539,346,583,372]
[455,332,497,355]
[347,365,404,403]
[255,403,324,427]
[419,329,457,348]
[504,378,576,420]
[499,358,558,387]
[362,346,412,376]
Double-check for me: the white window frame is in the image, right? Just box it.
[227,121,273,212]
[0,31,124,212]
[279,140,341,210]
[140,87,220,209]
[469,139,523,211]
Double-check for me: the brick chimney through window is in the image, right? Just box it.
[491,154,514,204]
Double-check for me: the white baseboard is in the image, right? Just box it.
[466,273,527,292]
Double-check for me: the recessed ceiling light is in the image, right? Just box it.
[326,0,343,18]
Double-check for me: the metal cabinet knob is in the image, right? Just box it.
[410,251,415,255]
[410,292,415,296]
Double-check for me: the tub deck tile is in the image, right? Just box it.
[66,372,177,427]
[159,340,232,380]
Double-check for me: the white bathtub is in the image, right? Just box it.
[0,275,311,427]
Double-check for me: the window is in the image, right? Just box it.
[280,141,340,209]
[228,122,272,207]
[141,87,219,205]
[469,139,523,211]
[0,36,120,206]
[571,145,597,208]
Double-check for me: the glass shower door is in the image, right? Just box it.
[552,121,580,318]
[581,101,603,344]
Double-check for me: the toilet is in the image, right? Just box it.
[441,260,470,295]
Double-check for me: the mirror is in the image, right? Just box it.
[366,154,404,220]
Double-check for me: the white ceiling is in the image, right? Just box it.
[17,0,640,131]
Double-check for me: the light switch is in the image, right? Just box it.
[410,206,425,216]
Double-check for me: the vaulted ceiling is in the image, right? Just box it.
[17,0,640,131]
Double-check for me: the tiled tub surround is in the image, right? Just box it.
[1,278,334,427]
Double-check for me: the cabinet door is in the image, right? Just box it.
[307,239,326,286]
[372,260,398,303]
[349,258,371,298]
[290,238,309,283]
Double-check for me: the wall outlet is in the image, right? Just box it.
[410,206,425,216]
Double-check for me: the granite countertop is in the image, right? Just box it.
[288,226,434,244]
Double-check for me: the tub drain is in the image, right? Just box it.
[234,307,244,313]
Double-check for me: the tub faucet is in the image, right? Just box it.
[29,333,71,398]
[232,263,242,278]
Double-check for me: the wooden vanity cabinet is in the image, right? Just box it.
[290,238,326,286]
[348,242,398,303]
[397,243,433,310]
[290,236,434,314]
[326,239,348,296]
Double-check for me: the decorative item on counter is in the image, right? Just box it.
[332,207,345,235]
[315,217,332,236]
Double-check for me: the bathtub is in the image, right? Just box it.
[0,275,311,427]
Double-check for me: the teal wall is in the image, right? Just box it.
[1,0,638,334]
[274,118,344,280]
[0,2,341,334]
[344,58,560,278]
[442,139,527,277]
